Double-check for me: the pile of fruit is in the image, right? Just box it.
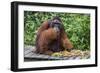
[51,50,90,59]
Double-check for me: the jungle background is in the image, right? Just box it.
[24,11,90,51]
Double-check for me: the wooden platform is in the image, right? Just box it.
[24,46,90,61]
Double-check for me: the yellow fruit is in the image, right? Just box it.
[51,52,62,57]
[61,51,72,57]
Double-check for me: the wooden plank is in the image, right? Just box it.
[24,46,36,52]
[75,56,81,59]
[24,46,90,61]
[25,51,33,57]
[24,49,32,55]
[24,46,36,55]
[30,53,50,59]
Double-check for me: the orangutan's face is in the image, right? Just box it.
[49,18,63,34]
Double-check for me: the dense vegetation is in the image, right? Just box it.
[24,11,90,50]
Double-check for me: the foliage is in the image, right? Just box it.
[24,11,90,50]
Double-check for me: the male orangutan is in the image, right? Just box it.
[35,16,73,55]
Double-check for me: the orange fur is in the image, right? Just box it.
[35,18,73,55]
